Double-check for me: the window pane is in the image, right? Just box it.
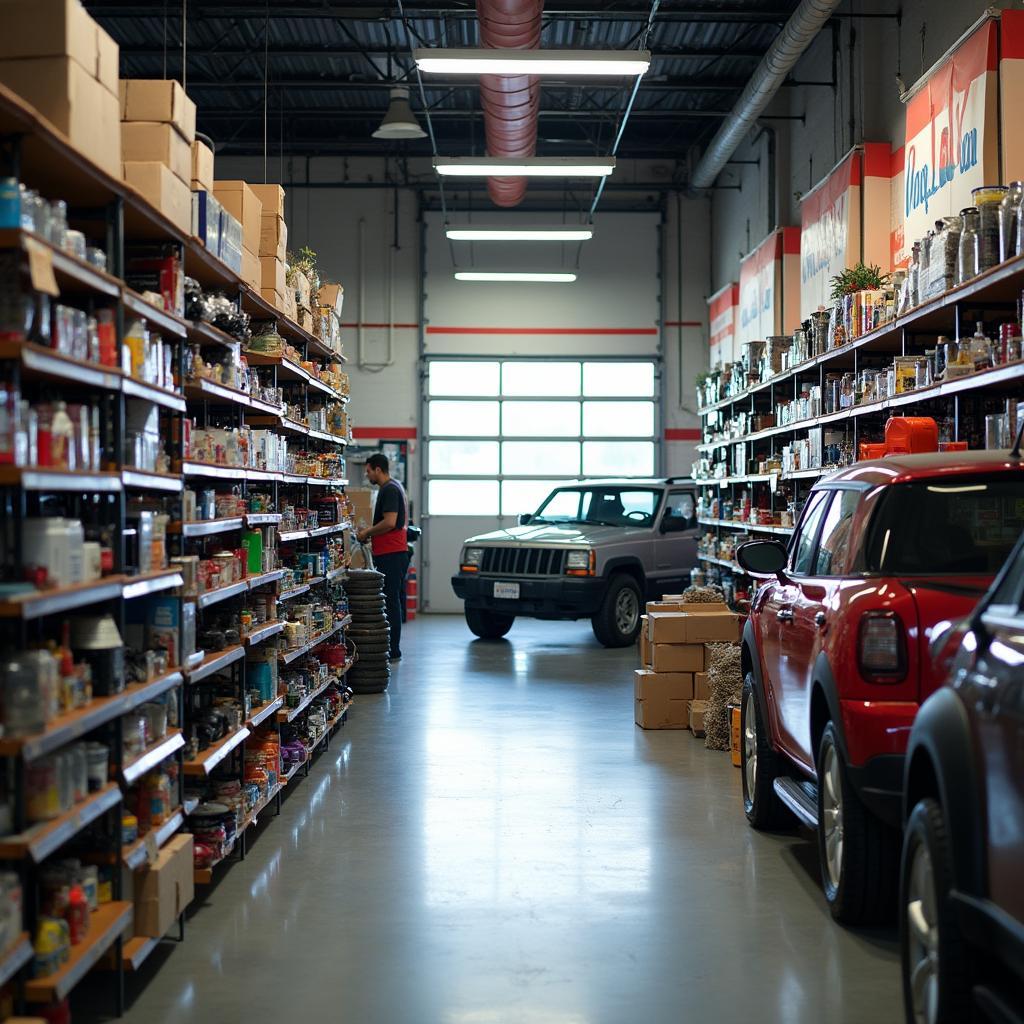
[582,441,654,476]
[428,480,499,515]
[502,361,580,396]
[503,441,580,476]
[429,440,498,476]
[502,401,580,437]
[813,489,860,576]
[792,491,830,574]
[584,362,655,397]
[429,361,500,396]
[502,480,576,517]
[429,401,499,437]
[582,401,654,437]
[536,488,584,520]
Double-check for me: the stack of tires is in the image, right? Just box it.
[344,569,390,694]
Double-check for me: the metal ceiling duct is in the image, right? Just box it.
[476,0,544,207]
[690,0,842,191]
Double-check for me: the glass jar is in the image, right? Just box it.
[958,207,981,285]
[915,358,931,390]
[999,181,1024,262]
[973,185,1008,271]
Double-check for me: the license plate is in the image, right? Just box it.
[493,581,520,600]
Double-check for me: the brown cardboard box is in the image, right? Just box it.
[647,610,742,645]
[0,56,121,178]
[191,140,214,192]
[213,181,262,254]
[122,162,191,235]
[120,78,196,142]
[638,615,650,667]
[133,833,194,938]
[95,24,119,94]
[249,182,285,218]
[260,287,285,310]
[689,699,708,737]
[259,256,286,295]
[634,669,694,701]
[121,121,190,183]
[635,695,690,730]
[0,0,98,76]
[648,600,733,615]
[283,286,298,323]
[259,214,287,261]
[318,282,344,317]
[694,671,711,701]
[650,643,704,674]
[241,246,260,290]
[347,487,375,529]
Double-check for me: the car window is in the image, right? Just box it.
[536,489,581,520]
[812,489,861,576]
[664,491,695,522]
[791,491,831,575]
[986,534,1024,614]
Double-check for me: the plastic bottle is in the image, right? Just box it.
[66,884,88,945]
[969,322,993,372]
[49,401,74,470]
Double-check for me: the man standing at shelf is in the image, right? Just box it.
[356,453,408,661]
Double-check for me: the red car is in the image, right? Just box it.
[735,451,1024,924]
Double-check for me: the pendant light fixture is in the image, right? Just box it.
[454,271,577,282]
[414,48,651,77]
[434,157,615,177]
[373,86,427,140]
[446,226,593,241]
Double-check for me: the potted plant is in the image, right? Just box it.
[828,262,891,345]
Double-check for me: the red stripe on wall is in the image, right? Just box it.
[663,320,703,327]
[782,227,802,255]
[862,142,892,179]
[425,325,658,336]
[665,428,701,441]
[351,427,418,440]
[1003,10,1024,59]
[341,322,419,329]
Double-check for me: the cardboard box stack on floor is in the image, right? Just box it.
[133,833,194,937]
[119,78,196,236]
[634,598,741,731]
[0,0,121,178]
[213,179,262,288]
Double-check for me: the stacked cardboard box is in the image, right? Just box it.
[213,180,262,289]
[317,282,345,354]
[634,599,741,730]
[248,183,291,313]
[133,833,194,937]
[0,0,121,178]
[119,78,196,235]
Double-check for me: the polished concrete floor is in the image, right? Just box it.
[93,615,901,1023]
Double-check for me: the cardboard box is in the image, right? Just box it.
[261,287,285,311]
[650,643,704,674]
[260,256,286,295]
[213,180,262,254]
[347,487,375,529]
[634,669,694,701]
[248,182,285,218]
[0,0,98,77]
[317,282,344,317]
[120,78,196,142]
[121,122,190,183]
[647,600,732,615]
[283,286,298,323]
[635,695,690,730]
[241,246,260,290]
[259,214,287,261]
[694,671,711,701]
[133,833,194,938]
[122,162,191,235]
[647,610,742,645]
[95,24,119,94]
[638,616,650,666]
[689,699,708,737]
[0,56,120,178]
[191,140,213,192]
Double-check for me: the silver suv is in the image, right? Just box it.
[451,478,699,647]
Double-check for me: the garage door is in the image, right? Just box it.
[422,356,660,612]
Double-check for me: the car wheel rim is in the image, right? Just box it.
[615,589,639,635]
[821,744,844,889]
[743,691,757,798]
[907,842,940,1024]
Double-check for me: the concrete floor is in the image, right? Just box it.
[92,615,901,1024]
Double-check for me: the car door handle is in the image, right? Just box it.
[814,612,827,627]
[777,608,794,622]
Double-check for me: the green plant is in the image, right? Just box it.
[829,262,890,301]
[286,245,318,285]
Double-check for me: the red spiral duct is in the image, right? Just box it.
[476,0,544,207]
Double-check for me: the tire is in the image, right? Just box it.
[740,673,794,830]
[352,643,389,655]
[900,798,971,1024]
[816,722,899,924]
[349,678,389,694]
[590,574,643,648]
[464,606,515,640]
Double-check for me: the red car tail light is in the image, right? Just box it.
[859,611,908,682]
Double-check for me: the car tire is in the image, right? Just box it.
[740,673,794,830]
[900,798,971,1024]
[464,606,515,640]
[590,574,643,648]
[816,722,899,924]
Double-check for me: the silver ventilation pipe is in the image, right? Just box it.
[690,0,842,191]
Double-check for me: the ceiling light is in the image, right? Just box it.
[414,48,651,77]
[454,272,577,282]
[372,86,426,140]
[446,227,593,241]
[434,157,615,178]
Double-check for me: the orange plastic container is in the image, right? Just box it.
[730,706,741,767]
[939,440,969,452]
[858,442,887,461]
[885,416,939,454]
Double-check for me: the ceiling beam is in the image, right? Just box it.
[198,108,730,121]
[180,76,748,92]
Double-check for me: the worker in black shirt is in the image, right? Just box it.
[356,453,408,661]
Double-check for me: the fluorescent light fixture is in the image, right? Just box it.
[446,226,593,242]
[455,272,577,283]
[414,48,651,77]
[434,157,615,178]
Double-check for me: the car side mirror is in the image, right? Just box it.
[736,539,789,580]
[518,513,532,526]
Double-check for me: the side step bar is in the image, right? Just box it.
[774,777,819,829]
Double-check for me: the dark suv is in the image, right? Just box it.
[900,532,1024,1024]
[736,452,1024,923]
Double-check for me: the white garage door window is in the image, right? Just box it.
[425,359,659,517]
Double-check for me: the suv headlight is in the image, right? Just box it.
[461,548,484,572]
[565,550,596,576]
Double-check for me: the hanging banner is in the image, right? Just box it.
[902,17,999,247]
[889,146,907,268]
[738,228,801,345]
[1000,10,1024,182]
[707,283,739,368]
